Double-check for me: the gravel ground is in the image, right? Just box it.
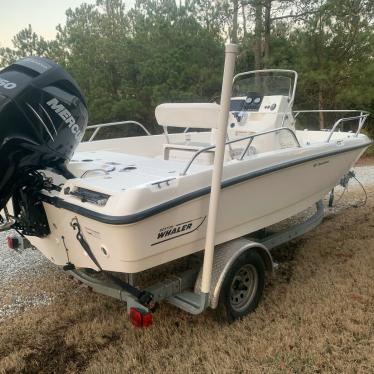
[0,165,373,323]
[349,165,374,185]
[0,232,52,284]
[0,232,56,321]
[325,165,374,214]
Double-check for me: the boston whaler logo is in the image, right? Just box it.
[313,160,329,167]
[0,78,17,90]
[46,98,81,139]
[151,216,206,246]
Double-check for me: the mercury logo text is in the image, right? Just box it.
[46,98,81,139]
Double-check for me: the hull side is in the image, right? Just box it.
[29,145,366,273]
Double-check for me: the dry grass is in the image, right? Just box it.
[1,189,374,374]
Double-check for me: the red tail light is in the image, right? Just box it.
[129,307,153,328]
[129,307,143,327]
[142,312,153,327]
[7,235,19,250]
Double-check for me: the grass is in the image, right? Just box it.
[0,189,373,373]
[364,145,374,159]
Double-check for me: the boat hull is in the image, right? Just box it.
[29,142,368,273]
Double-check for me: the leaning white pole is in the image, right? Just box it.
[201,44,238,295]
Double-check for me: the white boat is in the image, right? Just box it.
[31,81,371,274]
[0,47,371,323]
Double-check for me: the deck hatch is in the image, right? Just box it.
[68,187,111,206]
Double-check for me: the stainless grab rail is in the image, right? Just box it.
[86,121,151,142]
[293,109,370,117]
[293,110,370,142]
[182,127,300,175]
[326,113,369,142]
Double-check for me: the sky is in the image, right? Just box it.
[0,0,133,48]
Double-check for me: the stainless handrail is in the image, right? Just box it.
[326,114,369,142]
[292,110,370,142]
[81,169,111,178]
[86,120,151,142]
[293,109,370,143]
[293,109,370,118]
[182,127,300,175]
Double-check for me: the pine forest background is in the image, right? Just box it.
[1,0,373,143]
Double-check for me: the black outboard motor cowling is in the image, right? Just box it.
[0,56,88,235]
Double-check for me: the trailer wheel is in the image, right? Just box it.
[220,250,265,322]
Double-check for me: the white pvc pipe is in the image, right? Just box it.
[201,44,239,294]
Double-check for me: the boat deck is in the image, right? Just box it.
[67,150,210,192]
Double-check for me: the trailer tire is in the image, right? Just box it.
[220,250,265,322]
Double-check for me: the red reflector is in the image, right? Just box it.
[142,312,153,327]
[129,307,153,328]
[7,236,18,250]
[129,307,143,328]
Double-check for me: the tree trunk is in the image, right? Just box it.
[254,0,263,69]
[264,0,271,66]
[231,0,239,43]
[318,88,325,130]
[241,1,247,37]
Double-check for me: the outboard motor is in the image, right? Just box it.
[0,56,88,236]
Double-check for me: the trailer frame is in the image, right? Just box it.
[66,200,324,317]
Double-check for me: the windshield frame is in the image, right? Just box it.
[232,69,298,106]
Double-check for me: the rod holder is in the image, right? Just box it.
[200,43,239,294]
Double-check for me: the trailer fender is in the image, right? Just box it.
[194,238,274,309]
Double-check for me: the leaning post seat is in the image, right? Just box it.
[156,103,232,164]
[155,103,221,129]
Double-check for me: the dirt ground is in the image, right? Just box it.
[356,155,374,166]
[0,188,373,374]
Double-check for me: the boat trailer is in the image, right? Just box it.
[60,200,324,327]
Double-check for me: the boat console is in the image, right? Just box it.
[157,71,298,163]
